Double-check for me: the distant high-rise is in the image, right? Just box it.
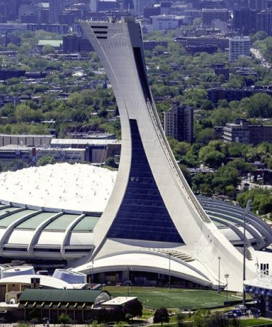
[229,36,251,62]
[233,8,257,34]
[199,0,225,9]
[132,0,154,16]
[0,0,20,22]
[249,0,267,11]
[49,0,64,23]
[89,0,98,12]
[164,105,194,143]
[256,9,272,34]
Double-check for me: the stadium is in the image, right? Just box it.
[0,163,270,288]
[0,17,271,291]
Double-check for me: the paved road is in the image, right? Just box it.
[250,48,271,69]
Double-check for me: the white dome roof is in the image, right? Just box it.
[0,163,117,212]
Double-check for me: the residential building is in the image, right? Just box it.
[0,134,120,164]
[49,0,64,24]
[164,105,194,143]
[27,23,69,34]
[176,36,229,51]
[223,119,251,143]
[63,35,93,53]
[143,40,168,50]
[208,87,272,103]
[202,8,230,25]
[229,36,251,62]
[223,119,272,144]
[151,14,183,30]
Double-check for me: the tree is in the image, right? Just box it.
[212,166,240,195]
[199,147,225,169]
[179,164,191,185]
[42,45,55,55]
[240,93,272,118]
[15,104,42,123]
[192,173,214,196]
[227,143,248,157]
[206,312,238,327]
[184,88,208,108]
[123,299,142,318]
[176,313,186,327]
[192,310,210,327]
[227,159,255,174]
[153,308,169,325]
[192,311,239,327]
[237,189,272,215]
[168,138,191,160]
[58,313,71,325]
[252,31,268,42]
[37,155,56,166]
[196,128,215,145]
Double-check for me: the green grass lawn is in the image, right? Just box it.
[240,319,272,326]
[148,320,272,327]
[104,286,237,309]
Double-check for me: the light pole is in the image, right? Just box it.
[218,256,221,293]
[224,273,229,302]
[127,266,130,296]
[243,199,252,307]
[168,253,171,289]
[91,259,94,284]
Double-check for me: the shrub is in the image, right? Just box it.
[153,307,169,325]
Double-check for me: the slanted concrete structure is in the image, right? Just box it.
[78,17,257,291]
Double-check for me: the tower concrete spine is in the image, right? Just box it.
[80,17,255,291]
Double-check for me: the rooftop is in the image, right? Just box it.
[0,274,75,289]
[20,288,105,303]
[38,40,63,48]
[51,138,120,146]
[102,297,137,305]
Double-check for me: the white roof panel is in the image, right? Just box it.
[0,163,117,212]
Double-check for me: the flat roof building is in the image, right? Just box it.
[164,105,194,143]
[202,8,230,26]
[229,36,251,62]
[223,119,272,144]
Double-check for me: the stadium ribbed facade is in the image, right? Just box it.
[0,163,270,290]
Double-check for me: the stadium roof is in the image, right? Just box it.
[0,163,116,212]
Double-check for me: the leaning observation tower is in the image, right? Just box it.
[77,17,256,291]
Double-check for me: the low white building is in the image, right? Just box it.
[151,15,183,30]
